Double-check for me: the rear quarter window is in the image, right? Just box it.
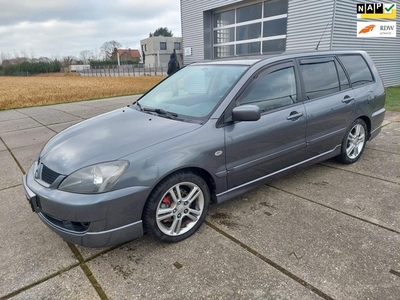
[337,54,374,88]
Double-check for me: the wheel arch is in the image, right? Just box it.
[357,115,372,139]
[143,166,217,214]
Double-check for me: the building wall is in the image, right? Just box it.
[331,0,400,86]
[181,0,243,65]
[181,0,400,86]
[140,36,183,68]
[286,0,335,50]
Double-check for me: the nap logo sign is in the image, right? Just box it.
[357,22,397,37]
[357,3,396,18]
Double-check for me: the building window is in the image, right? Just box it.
[236,3,262,23]
[212,0,288,58]
[160,42,167,50]
[214,9,235,27]
[174,42,181,50]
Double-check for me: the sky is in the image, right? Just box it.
[0,0,182,61]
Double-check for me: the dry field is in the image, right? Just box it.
[0,75,165,110]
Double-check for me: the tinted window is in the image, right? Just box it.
[338,55,374,87]
[335,58,350,90]
[237,3,262,23]
[160,42,167,50]
[237,23,262,41]
[239,66,297,112]
[263,18,287,37]
[236,42,261,55]
[262,39,286,53]
[264,0,288,17]
[300,60,339,100]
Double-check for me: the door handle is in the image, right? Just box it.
[342,96,354,104]
[286,112,304,121]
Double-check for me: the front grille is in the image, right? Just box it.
[41,164,61,184]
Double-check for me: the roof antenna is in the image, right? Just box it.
[315,23,330,50]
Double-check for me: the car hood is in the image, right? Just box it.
[40,107,201,175]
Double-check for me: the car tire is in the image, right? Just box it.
[336,119,367,164]
[143,171,210,243]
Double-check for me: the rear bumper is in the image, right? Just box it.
[370,107,386,141]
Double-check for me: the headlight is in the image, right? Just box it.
[58,161,129,194]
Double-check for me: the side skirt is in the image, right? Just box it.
[215,145,341,204]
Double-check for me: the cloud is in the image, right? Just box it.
[0,0,181,59]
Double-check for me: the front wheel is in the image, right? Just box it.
[143,171,210,243]
[336,119,367,164]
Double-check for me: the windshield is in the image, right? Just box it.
[137,64,248,121]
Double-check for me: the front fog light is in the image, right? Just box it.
[59,161,129,194]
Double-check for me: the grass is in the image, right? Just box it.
[385,86,400,111]
[0,75,164,110]
[0,75,399,111]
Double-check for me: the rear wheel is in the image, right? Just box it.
[336,119,367,164]
[143,171,210,243]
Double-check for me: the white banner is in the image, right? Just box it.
[357,22,397,37]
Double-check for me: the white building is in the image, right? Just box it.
[140,36,183,68]
[180,0,400,86]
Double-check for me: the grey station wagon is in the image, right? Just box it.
[23,50,386,247]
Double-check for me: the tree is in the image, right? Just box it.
[100,40,122,60]
[79,50,93,64]
[149,27,173,37]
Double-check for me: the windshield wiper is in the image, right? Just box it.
[135,102,179,119]
[143,107,179,119]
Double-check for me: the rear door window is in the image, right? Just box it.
[337,54,374,88]
[299,59,339,100]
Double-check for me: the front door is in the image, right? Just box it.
[224,61,307,189]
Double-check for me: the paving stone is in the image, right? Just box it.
[207,185,400,300]
[0,110,27,122]
[11,143,45,173]
[8,267,100,300]
[270,163,400,231]
[29,110,83,126]
[0,187,78,298]
[0,127,55,149]
[0,139,6,151]
[87,228,320,300]
[47,121,81,133]
[367,122,400,154]
[51,107,107,119]
[0,150,23,190]
[16,106,59,117]
[322,148,400,184]
[0,117,42,133]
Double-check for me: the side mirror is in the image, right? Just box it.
[232,105,261,122]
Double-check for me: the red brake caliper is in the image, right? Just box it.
[161,196,171,208]
[160,196,172,223]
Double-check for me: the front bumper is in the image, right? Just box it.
[22,163,149,247]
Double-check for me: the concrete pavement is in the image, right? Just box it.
[0,96,399,299]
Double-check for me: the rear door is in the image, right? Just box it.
[224,61,307,189]
[298,57,356,159]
